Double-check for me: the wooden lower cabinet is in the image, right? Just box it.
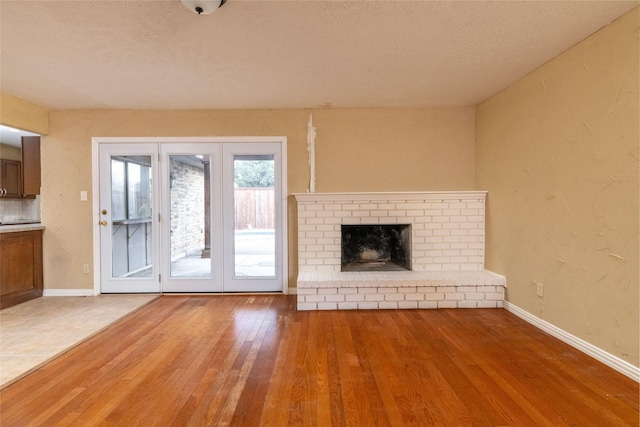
[0,229,43,309]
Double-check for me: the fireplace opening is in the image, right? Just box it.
[341,224,411,272]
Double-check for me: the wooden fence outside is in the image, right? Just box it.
[235,188,275,230]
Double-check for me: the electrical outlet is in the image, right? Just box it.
[536,282,544,297]
[83,264,90,274]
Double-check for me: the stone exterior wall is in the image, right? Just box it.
[170,160,205,259]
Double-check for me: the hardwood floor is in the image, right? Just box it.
[0,295,637,426]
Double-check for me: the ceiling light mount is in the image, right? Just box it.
[180,0,227,15]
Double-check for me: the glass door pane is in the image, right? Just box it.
[169,155,211,278]
[111,156,153,278]
[222,141,283,293]
[233,155,276,278]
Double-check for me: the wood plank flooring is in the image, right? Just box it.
[0,295,637,426]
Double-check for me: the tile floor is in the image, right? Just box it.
[0,295,158,388]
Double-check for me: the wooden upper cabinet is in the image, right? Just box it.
[0,159,23,197]
[21,136,41,196]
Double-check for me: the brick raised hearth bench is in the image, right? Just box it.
[297,270,506,310]
[294,191,507,311]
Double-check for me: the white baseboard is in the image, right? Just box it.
[43,289,97,297]
[288,287,297,295]
[503,301,639,382]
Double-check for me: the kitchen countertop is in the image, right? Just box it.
[0,223,45,233]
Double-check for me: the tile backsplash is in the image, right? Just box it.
[0,197,41,223]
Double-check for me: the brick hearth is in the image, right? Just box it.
[297,270,506,310]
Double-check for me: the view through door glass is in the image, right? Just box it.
[233,154,276,278]
[111,156,153,278]
[169,155,212,278]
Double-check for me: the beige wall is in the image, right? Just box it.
[311,109,476,192]
[42,108,475,290]
[477,8,639,367]
[0,143,21,161]
[0,93,49,135]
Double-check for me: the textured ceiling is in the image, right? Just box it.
[0,0,637,110]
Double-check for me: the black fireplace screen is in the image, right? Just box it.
[341,224,411,272]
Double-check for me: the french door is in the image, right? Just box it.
[98,143,160,293]
[96,138,285,293]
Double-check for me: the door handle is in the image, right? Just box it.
[99,220,108,226]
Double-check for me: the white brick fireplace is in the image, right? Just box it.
[294,191,506,310]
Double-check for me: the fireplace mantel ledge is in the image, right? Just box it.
[293,191,487,202]
[298,270,506,288]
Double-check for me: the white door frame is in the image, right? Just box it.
[91,136,288,295]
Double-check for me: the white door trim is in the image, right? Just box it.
[91,136,288,294]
